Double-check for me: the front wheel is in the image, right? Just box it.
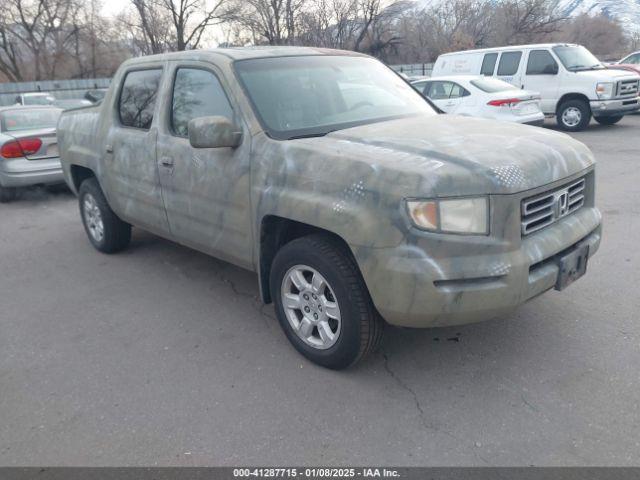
[557,99,591,131]
[270,234,383,370]
[595,115,623,125]
[78,177,131,253]
[0,186,17,203]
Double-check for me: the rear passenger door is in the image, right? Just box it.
[495,51,523,87]
[155,63,253,269]
[103,66,170,235]
[424,81,468,113]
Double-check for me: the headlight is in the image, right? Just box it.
[406,197,489,235]
[596,82,614,100]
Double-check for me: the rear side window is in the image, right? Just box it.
[171,68,234,137]
[497,52,522,76]
[526,50,558,75]
[426,81,453,100]
[118,69,162,129]
[449,83,470,98]
[480,53,498,76]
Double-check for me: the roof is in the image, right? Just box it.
[438,43,578,57]
[124,46,367,65]
[411,75,483,83]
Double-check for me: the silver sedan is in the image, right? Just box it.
[0,105,64,202]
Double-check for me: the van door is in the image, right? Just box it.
[103,67,170,235]
[521,49,560,114]
[496,51,523,87]
[155,63,253,269]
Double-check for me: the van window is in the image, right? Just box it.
[526,50,558,75]
[118,69,162,129]
[171,68,234,137]
[497,52,522,76]
[480,53,498,76]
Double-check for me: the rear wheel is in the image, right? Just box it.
[557,99,591,131]
[270,234,383,370]
[595,115,623,125]
[0,186,17,203]
[79,177,131,253]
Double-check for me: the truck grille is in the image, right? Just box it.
[521,178,585,235]
[616,79,639,98]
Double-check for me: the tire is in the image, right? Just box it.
[595,115,623,125]
[78,177,131,253]
[270,234,383,370]
[557,99,591,131]
[0,186,17,203]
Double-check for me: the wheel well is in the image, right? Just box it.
[69,165,95,192]
[556,93,591,115]
[259,216,352,304]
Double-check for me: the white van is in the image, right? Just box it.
[432,43,640,131]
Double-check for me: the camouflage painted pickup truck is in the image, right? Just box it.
[58,47,602,369]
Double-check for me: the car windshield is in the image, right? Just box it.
[234,55,436,140]
[553,46,603,71]
[470,77,518,93]
[0,108,61,132]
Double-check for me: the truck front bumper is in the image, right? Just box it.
[353,172,601,328]
[590,96,640,117]
[0,157,64,188]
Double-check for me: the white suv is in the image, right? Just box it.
[432,43,640,131]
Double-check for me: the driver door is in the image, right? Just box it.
[155,63,253,269]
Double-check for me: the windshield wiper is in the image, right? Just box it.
[287,132,329,140]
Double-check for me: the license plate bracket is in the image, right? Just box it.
[555,243,589,291]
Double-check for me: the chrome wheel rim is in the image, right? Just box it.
[562,107,582,127]
[83,193,104,243]
[281,265,341,350]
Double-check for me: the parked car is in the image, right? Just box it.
[53,98,93,110]
[0,106,64,202]
[57,47,601,369]
[618,51,640,65]
[14,92,56,106]
[84,89,107,103]
[411,75,544,125]
[603,52,640,76]
[432,43,640,131]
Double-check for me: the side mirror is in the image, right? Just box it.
[188,116,243,149]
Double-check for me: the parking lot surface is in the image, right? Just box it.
[1,116,639,466]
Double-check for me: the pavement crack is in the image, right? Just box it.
[381,352,436,432]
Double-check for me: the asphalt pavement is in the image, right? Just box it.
[1,116,639,466]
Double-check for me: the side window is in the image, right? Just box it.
[480,53,498,76]
[449,83,470,98]
[497,51,523,76]
[526,50,558,75]
[118,69,162,129]
[428,81,453,100]
[171,68,234,137]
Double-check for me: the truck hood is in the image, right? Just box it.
[315,115,595,196]
[575,68,640,81]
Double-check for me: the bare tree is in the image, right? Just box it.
[553,13,628,60]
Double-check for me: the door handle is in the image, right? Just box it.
[105,144,113,153]
[159,157,175,168]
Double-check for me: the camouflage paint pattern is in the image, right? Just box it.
[57,47,602,328]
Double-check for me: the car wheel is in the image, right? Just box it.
[270,234,384,370]
[557,99,591,131]
[595,115,623,125]
[0,186,17,203]
[78,177,131,253]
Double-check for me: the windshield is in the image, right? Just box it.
[235,55,436,139]
[552,46,603,71]
[0,108,61,132]
[470,77,518,93]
